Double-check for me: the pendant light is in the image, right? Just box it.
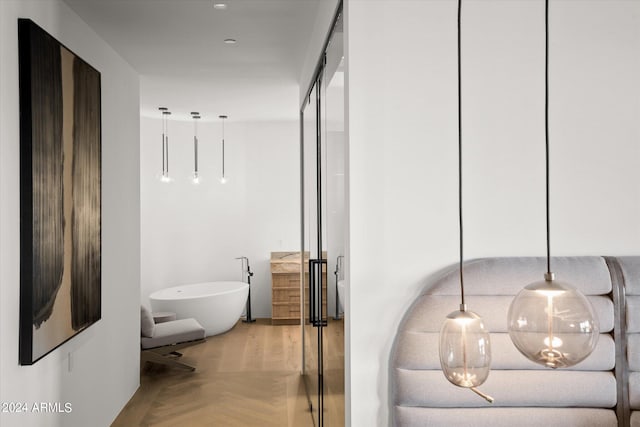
[190,112,201,184]
[438,0,493,403]
[506,0,598,369]
[219,114,228,184]
[158,107,172,183]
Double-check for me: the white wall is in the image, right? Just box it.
[0,1,141,426]
[299,0,342,106]
[140,118,299,318]
[345,0,640,425]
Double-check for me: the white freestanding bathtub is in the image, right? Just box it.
[149,281,249,336]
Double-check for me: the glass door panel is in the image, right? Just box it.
[302,81,320,424]
[301,7,344,426]
[321,11,345,427]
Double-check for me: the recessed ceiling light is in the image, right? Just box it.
[213,3,228,10]
[224,38,237,44]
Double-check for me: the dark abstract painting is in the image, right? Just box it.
[18,19,101,365]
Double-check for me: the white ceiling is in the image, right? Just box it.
[63,0,320,122]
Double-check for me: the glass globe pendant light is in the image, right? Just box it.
[440,307,492,400]
[219,114,228,184]
[438,0,493,403]
[507,0,598,369]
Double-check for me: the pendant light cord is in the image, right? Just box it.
[545,0,551,276]
[458,0,465,306]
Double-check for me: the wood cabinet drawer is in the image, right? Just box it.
[272,273,299,288]
[272,303,300,318]
[273,288,300,304]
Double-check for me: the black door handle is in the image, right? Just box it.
[309,259,315,326]
[309,259,327,327]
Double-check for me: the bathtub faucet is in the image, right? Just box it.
[236,256,253,275]
[235,256,254,277]
[236,257,256,323]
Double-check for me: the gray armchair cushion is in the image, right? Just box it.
[400,295,614,333]
[394,332,615,371]
[141,305,155,338]
[628,296,640,333]
[396,407,617,427]
[395,369,616,408]
[617,256,640,296]
[622,257,640,425]
[141,318,205,350]
[421,257,612,296]
[631,373,640,410]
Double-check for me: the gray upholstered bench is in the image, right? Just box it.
[615,257,640,427]
[392,256,639,427]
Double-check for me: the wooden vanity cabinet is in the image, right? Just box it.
[270,252,326,325]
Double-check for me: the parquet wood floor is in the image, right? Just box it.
[112,319,314,427]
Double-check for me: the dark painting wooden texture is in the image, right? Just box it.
[19,19,101,365]
[71,58,102,331]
